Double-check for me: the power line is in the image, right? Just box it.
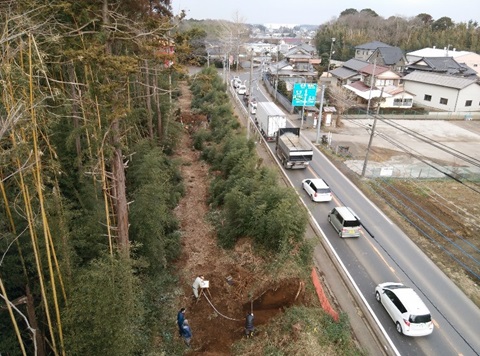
[342,117,480,194]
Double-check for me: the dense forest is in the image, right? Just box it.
[314,8,479,65]
[0,0,187,354]
[1,2,479,355]
[0,1,312,354]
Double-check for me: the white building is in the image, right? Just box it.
[403,71,480,112]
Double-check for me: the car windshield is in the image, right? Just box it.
[386,284,408,289]
[344,220,360,228]
[316,188,331,194]
[410,314,432,323]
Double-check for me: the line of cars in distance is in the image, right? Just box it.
[232,76,247,95]
[300,178,433,336]
[232,76,256,114]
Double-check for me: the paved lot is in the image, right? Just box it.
[299,118,480,178]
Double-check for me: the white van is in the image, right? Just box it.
[327,206,361,237]
[375,282,434,336]
[301,178,332,202]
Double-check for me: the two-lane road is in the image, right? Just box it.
[231,73,480,355]
[276,130,480,356]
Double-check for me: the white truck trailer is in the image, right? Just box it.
[255,101,287,141]
[275,128,313,169]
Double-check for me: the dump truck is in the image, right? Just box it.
[275,127,313,169]
[255,101,287,141]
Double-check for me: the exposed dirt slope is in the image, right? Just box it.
[172,82,308,354]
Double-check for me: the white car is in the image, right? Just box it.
[250,99,257,114]
[236,85,247,95]
[375,282,434,337]
[301,178,332,202]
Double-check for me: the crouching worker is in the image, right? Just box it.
[181,319,192,347]
[245,312,255,338]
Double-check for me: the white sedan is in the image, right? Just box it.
[236,85,247,95]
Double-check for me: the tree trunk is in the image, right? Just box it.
[103,0,112,54]
[154,66,163,142]
[144,59,153,139]
[112,120,130,256]
[67,62,82,170]
[26,284,46,356]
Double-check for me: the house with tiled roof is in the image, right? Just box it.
[368,46,406,73]
[327,58,368,86]
[405,57,477,77]
[407,47,480,75]
[402,71,480,112]
[354,41,391,61]
[343,63,413,109]
[266,44,318,90]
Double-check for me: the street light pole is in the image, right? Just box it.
[300,91,307,130]
[315,84,326,144]
[328,38,335,74]
[300,77,307,130]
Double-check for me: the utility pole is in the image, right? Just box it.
[315,84,326,144]
[247,49,254,139]
[361,87,384,177]
[249,49,253,98]
[274,49,279,101]
[366,58,377,118]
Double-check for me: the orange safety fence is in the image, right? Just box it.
[311,267,339,321]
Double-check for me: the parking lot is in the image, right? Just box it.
[308,118,480,178]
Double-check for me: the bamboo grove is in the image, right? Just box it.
[0,1,186,355]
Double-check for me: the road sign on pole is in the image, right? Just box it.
[292,83,317,107]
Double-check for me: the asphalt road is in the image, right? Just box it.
[229,71,480,356]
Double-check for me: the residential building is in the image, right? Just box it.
[266,43,318,90]
[403,71,480,112]
[405,57,477,77]
[407,47,480,75]
[327,58,367,86]
[368,46,406,73]
[354,41,391,61]
[343,63,413,109]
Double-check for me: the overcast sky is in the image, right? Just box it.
[172,0,477,26]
